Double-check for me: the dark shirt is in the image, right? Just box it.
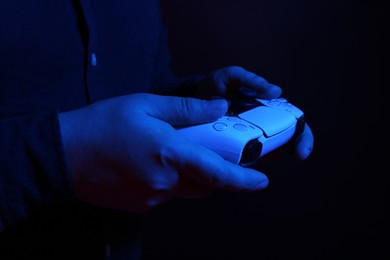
[0,0,192,258]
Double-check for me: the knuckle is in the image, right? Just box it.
[207,168,228,188]
[139,186,174,211]
[225,65,244,74]
[135,198,160,212]
[145,197,161,209]
[178,97,194,119]
[147,179,174,193]
[145,158,179,193]
[159,142,177,168]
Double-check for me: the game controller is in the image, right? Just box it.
[177,97,305,166]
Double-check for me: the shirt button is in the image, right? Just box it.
[91,52,97,66]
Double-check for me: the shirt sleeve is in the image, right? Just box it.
[0,112,72,232]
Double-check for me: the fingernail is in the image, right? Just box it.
[300,147,313,160]
[256,178,269,190]
[266,82,280,90]
[266,83,282,98]
[206,99,228,111]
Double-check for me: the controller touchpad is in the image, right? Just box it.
[239,107,296,137]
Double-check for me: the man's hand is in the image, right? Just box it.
[194,65,282,100]
[194,65,314,161]
[59,94,269,213]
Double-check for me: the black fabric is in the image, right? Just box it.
[0,0,190,258]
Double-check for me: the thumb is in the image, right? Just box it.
[148,96,228,126]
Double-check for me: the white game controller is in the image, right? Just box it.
[177,97,305,166]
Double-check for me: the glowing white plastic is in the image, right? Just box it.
[177,98,304,165]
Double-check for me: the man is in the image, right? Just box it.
[0,0,314,258]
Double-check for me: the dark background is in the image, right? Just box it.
[142,0,387,259]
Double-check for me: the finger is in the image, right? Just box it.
[145,95,228,126]
[175,141,269,191]
[293,123,314,160]
[216,66,282,99]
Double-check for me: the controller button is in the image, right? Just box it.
[233,123,248,131]
[213,122,228,131]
